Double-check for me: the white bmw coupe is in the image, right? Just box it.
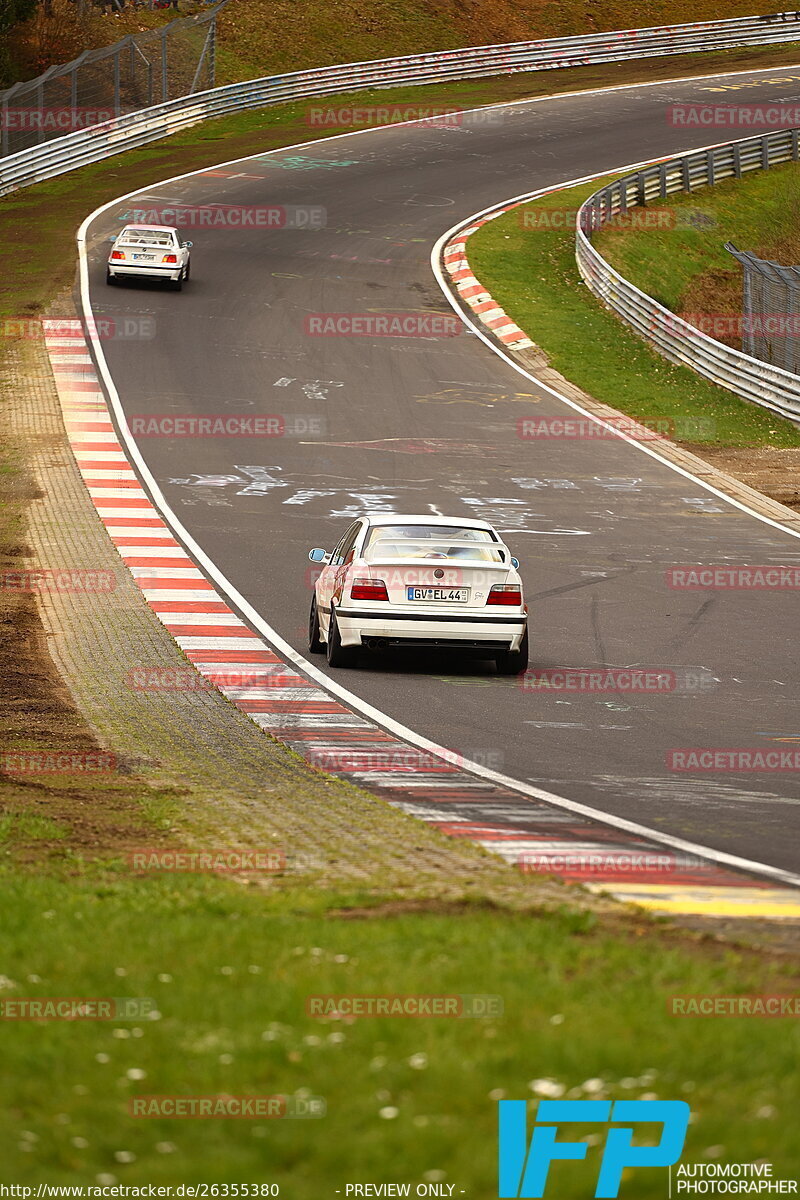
[308,514,528,673]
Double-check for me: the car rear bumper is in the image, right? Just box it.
[108,262,182,281]
[334,606,527,650]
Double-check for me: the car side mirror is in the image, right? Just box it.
[182,240,193,248]
[308,548,330,563]
[511,557,520,569]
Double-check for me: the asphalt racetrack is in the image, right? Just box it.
[83,66,800,875]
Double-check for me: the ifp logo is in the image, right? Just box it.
[498,1099,690,1198]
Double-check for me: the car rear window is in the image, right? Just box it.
[365,527,504,562]
[118,229,174,248]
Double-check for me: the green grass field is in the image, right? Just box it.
[468,180,800,449]
[1,869,798,1189]
[595,159,800,326]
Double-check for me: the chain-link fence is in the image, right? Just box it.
[726,241,800,375]
[0,0,229,157]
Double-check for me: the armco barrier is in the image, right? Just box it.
[576,128,800,423]
[3,13,800,198]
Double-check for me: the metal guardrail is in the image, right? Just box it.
[576,128,800,423]
[3,12,800,197]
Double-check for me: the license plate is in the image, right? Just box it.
[407,587,470,603]
[133,253,154,260]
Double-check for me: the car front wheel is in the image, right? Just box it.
[308,596,324,654]
[326,609,358,668]
[495,626,529,676]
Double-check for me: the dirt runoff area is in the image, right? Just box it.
[687,445,800,511]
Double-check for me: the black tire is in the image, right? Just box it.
[106,267,115,285]
[495,625,529,676]
[326,608,358,668]
[308,595,324,654]
[171,273,183,292]
[184,259,191,282]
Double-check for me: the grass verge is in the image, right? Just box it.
[595,159,800,348]
[468,179,800,449]
[0,873,798,1187]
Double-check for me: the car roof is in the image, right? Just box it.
[364,514,495,530]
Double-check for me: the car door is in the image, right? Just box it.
[318,521,361,635]
[330,521,362,609]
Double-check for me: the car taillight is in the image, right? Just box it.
[350,577,389,602]
[162,254,178,264]
[487,584,522,606]
[111,250,125,260]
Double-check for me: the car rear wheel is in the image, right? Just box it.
[184,259,191,282]
[171,273,183,292]
[106,267,115,285]
[326,609,358,668]
[308,596,324,654]
[495,626,529,676]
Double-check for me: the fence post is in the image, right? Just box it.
[741,259,754,358]
[208,14,217,89]
[762,134,770,169]
[114,51,121,117]
[36,82,44,144]
[158,29,167,103]
[681,157,690,191]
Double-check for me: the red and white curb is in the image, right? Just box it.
[442,221,534,351]
[41,317,800,918]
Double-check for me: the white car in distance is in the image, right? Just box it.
[308,515,529,674]
[107,224,192,290]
